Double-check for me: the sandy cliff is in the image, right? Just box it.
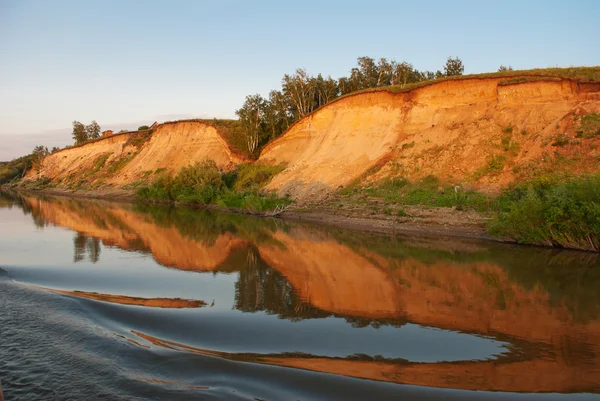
[24,76,600,202]
[25,121,245,187]
[259,78,600,201]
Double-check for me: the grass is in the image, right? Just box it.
[107,152,137,174]
[125,130,153,148]
[339,172,600,251]
[575,113,600,138]
[87,153,111,176]
[224,162,286,192]
[347,175,490,211]
[489,174,600,251]
[136,160,291,212]
[551,133,571,147]
[473,154,507,179]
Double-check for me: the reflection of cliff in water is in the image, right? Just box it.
[12,193,600,393]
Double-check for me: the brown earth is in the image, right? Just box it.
[259,78,600,203]
[25,121,245,187]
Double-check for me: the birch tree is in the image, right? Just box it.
[236,94,266,155]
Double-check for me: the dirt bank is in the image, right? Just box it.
[24,121,245,188]
[259,77,600,203]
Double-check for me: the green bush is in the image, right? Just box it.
[136,159,291,212]
[489,174,600,251]
[232,163,286,192]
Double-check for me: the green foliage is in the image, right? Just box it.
[575,113,600,138]
[489,174,600,251]
[138,125,150,131]
[473,154,507,179]
[401,141,415,150]
[443,56,464,76]
[86,120,101,141]
[551,133,570,147]
[231,163,286,192]
[501,135,511,151]
[356,175,489,211]
[31,145,49,172]
[0,153,35,183]
[136,160,291,212]
[89,153,111,175]
[125,131,152,148]
[72,120,101,145]
[501,134,520,154]
[72,121,88,145]
[502,126,514,134]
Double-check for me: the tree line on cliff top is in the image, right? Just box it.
[235,56,464,156]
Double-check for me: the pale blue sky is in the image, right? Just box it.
[1,0,599,160]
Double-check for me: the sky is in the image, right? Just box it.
[1,0,599,160]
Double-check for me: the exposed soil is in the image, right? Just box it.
[259,77,600,203]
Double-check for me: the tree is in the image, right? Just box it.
[138,125,150,131]
[236,94,266,155]
[51,146,60,153]
[264,90,293,141]
[86,120,101,141]
[444,57,464,77]
[72,121,88,145]
[355,56,379,88]
[498,65,513,72]
[282,69,317,119]
[32,145,49,172]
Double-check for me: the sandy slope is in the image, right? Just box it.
[259,78,600,202]
[25,121,244,187]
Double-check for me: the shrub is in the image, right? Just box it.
[232,163,285,192]
[136,159,291,211]
[489,174,600,251]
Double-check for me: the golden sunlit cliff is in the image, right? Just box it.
[20,75,600,204]
[24,121,245,187]
[259,77,600,201]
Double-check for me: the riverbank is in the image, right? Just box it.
[4,184,497,243]
[6,169,600,252]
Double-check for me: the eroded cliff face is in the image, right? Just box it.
[25,121,245,188]
[259,78,600,201]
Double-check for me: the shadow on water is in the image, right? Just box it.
[2,190,600,399]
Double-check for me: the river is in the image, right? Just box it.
[1,191,599,400]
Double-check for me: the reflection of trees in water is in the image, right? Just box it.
[233,246,406,328]
[73,232,101,263]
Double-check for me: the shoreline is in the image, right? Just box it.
[3,185,512,246]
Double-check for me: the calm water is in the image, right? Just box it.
[1,192,600,400]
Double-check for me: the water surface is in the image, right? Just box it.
[1,192,599,400]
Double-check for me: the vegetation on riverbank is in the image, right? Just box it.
[338,173,600,252]
[135,161,291,212]
[489,174,600,251]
